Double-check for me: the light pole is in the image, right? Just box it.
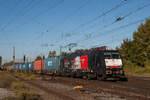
[13,46,15,63]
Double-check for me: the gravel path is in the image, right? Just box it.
[0,88,15,100]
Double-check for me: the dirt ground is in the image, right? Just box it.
[9,73,150,100]
[1,72,150,100]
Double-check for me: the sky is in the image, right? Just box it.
[0,0,150,63]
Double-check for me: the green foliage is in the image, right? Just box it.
[0,56,2,65]
[48,51,56,58]
[35,56,42,61]
[3,61,14,66]
[13,71,37,80]
[60,52,70,56]
[118,19,150,67]
[74,49,87,53]
[0,72,41,100]
[11,82,41,100]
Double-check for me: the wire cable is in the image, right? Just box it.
[76,16,150,44]
[68,0,128,33]
[44,0,91,36]
[81,2,150,40]
[0,0,35,32]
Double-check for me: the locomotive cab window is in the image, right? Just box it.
[112,53,120,59]
[104,53,111,59]
[104,52,120,59]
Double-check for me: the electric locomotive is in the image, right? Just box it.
[60,49,127,81]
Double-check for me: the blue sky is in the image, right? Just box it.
[0,0,150,63]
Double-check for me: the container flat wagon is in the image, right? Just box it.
[44,56,61,75]
[34,60,44,73]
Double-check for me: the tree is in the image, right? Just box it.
[118,19,150,67]
[48,51,56,58]
[35,56,42,61]
[0,56,2,65]
[60,52,70,56]
[3,61,14,66]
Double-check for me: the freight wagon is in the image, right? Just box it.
[6,66,10,71]
[0,66,3,70]
[22,63,29,71]
[28,62,34,72]
[15,64,20,71]
[60,50,127,81]
[34,59,44,73]
[3,48,127,81]
[44,56,62,75]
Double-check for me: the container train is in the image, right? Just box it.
[2,49,127,81]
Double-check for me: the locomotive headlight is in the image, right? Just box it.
[106,70,112,74]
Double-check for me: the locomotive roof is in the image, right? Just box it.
[90,49,119,53]
[62,50,119,59]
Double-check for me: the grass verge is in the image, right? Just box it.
[124,66,150,75]
[0,71,42,100]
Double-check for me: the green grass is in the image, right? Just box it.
[13,71,37,80]
[124,66,150,75]
[123,60,150,75]
[11,82,40,100]
[0,71,41,100]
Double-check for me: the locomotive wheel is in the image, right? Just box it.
[71,73,75,78]
[97,75,106,81]
[119,77,128,82]
[82,75,89,80]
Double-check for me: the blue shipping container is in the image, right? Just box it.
[22,63,29,70]
[28,62,34,71]
[44,56,61,72]
[10,65,15,70]
[15,64,20,70]
[19,64,22,70]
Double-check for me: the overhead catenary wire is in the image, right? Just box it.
[76,16,150,45]
[13,0,65,32]
[102,2,150,29]
[42,0,91,37]
[35,0,90,42]
[56,0,129,46]
[29,0,65,21]
[15,0,44,20]
[67,0,128,34]
[79,2,150,41]
[0,0,35,32]
[0,0,25,31]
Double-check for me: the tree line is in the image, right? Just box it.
[117,19,150,67]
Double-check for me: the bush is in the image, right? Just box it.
[11,82,42,100]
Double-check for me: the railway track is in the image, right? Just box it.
[9,73,150,100]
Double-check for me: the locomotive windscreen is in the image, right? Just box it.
[104,52,120,59]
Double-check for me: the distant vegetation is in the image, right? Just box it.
[35,56,42,61]
[3,61,14,66]
[0,71,41,100]
[0,56,2,65]
[117,19,150,74]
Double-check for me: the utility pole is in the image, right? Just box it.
[23,55,26,63]
[13,46,15,63]
[60,46,62,56]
